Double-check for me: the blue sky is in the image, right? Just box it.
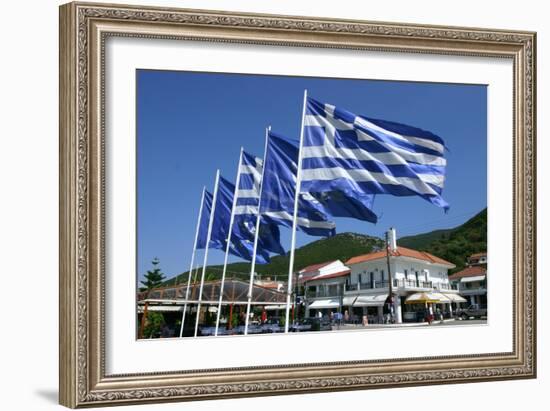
[137,70,487,281]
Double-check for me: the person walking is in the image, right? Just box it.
[436,307,444,323]
[425,306,432,325]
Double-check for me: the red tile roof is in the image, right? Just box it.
[346,246,455,268]
[256,281,281,289]
[299,261,337,274]
[448,265,486,280]
[299,269,351,283]
[469,252,487,259]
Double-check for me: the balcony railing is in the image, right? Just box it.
[346,281,390,291]
[393,279,433,289]
[344,279,457,292]
[455,283,487,294]
[435,282,459,291]
[305,288,341,298]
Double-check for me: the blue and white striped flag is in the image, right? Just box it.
[301,97,449,212]
[207,176,271,264]
[196,190,213,250]
[233,151,285,256]
[261,130,336,237]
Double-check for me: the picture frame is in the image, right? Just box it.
[59,1,536,408]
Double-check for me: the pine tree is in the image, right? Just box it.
[140,257,166,292]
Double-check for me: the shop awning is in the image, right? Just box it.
[431,292,451,303]
[138,305,184,313]
[405,292,441,304]
[353,295,387,307]
[264,304,288,311]
[308,299,340,309]
[342,296,357,306]
[461,275,486,282]
[443,293,468,302]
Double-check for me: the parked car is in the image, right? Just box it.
[261,317,284,333]
[307,317,332,331]
[198,326,238,336]
[197,326,216,336]
[289,319,314,332]
[232,324,263,334]
[455,304,487,320]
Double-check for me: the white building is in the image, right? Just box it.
[448,255,487,308]
[344,245,461,323]
[297,261,351,317]
[467,252,487,266]
[301,240,466,324]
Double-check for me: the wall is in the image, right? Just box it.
[0,0,547,410]
[350,260,388,284]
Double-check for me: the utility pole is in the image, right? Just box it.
[384,229,394,324]
[385,230,393,298]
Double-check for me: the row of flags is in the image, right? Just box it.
[194,96,449,263]
[182,92,450,337]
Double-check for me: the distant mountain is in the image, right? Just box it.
[398,208,487,273]
[394,228,453,251]
[161,208,487,286]
[162,232,384,286]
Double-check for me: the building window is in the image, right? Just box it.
[381,270,385,282]
[404,269,408,279]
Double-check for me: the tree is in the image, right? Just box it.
[140,257,166,292]
[142,312,164,338]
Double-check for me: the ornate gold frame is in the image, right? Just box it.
[59,2,536,408]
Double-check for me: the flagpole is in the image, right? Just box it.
[214,149,243,336]
[194,170,220,338]
[178,187,206,338]
[244,127,270,335]
[285,90,308,333]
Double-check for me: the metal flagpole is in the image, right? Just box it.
[385,228,395,324]
[244,127,270,335]
[194,170,220,338]
[179,187,206,338]
[285,89,308,333]
[214,149,244,336]
[386,230,393,298]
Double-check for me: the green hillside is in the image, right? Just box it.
[163,232,384,286]
[161,208,487,286]
[394,228,453,251]
[398,208,487,273]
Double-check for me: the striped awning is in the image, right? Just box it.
[353,295,387,307]
[342,296,357,306]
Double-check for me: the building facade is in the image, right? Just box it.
[301,245,465,324]
[298,260,351,318]
[448,253,487,308]
[467,252,487,267]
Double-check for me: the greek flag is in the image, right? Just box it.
[196,190,213,250]
[233,151,286,256]
[261,130,336,237]
[206,176,271,264]
[301,97,449,212]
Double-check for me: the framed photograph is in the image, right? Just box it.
[59,2,536,408]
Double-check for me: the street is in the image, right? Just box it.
[332,318,487,331]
